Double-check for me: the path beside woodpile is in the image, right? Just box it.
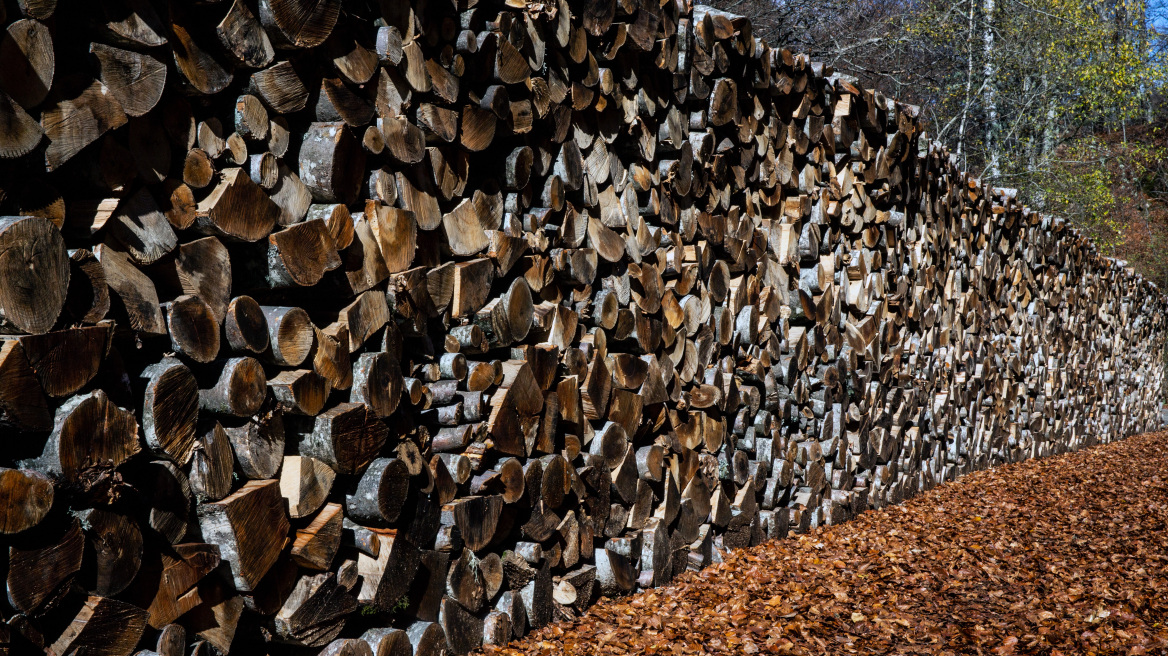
[484,431,1168,655]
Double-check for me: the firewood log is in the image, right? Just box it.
[262,305,315,367]
[281,455,336,519]
[76,507,143,596]
[269,369,331,416]
[194,167,279,242]
[258,0,340,49]
[347,457,410,524]
[0,216,68,333]
[32,389,139,482]
[292,502,343,570]
[190,422,233,501]
[301,122,365,205]
[217,0,274,67]
[197,479,288,591]
[199,356,267,417]
[48,595,148,656]
[174,237,231,324]
[140,358,199,464]
[361,627,412,656]
[356,529,420,609]
[0,467,52,533]
[407,621,447,656]
[7,518,83,613]
[271,572,354,646]
[90,42,165,117]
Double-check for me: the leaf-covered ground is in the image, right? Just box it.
[484,432,1168,655]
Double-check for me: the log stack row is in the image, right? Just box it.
[0,0,1164,655]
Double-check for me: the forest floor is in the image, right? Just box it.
[482,432,1168,655]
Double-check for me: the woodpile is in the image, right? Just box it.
[0,1,1163,655]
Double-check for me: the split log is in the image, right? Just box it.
[281,455,336,519]
[222,406,284,479]
[0,467,52,533]
[297,402,387,475]
[47,595,147,656]
[90,43,166,117]
[7,519,83,612]
[141,358,200,464]
[0,216,69,334]
[189,422,233,501]
[292,502,343,570]
[33,389,140,481]
[197,479,289,592]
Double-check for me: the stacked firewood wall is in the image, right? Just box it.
[0,0,1164,654]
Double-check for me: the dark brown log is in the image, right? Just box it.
[351,351,403,418]
[77,507,143,596]
[15,324,108,399]
[251,60,309,114]
[99,0,167,48]
[47,595,147,656]
[190,422,233,501]
[168,2,233,95]
[316,77,374,126]
[217,0,274,68]
[436,595,481,655]
[367,202,418,273]
[361,627,411,656]
[7,519,81,613]
[166,295,220,364]
[357,529,420,611]
[138,459,191,542]
[63,249,109,325]
[259,0,340,49]
[90,43,166,117]
[42,77,127,170]
[0,89,42,159]
[0,467,52,534]
[184,147,216,188]
[157,624,186,656]
[298,402,388,475]
[450,495,503,551]
[225,295,269,354]
[262,305,315,367]
[253,221,342,289]
[292,502,343,570]
[195,167,279,242]
[0,19,54,109]
[461,104,496,152]
[0,340,51,432]
[395,169,442,230]
[313,325,352,391]
[0,216,68,334]
[281,455,336,519]
[141,358,199,464]
[269,369,331,416]
[33,389,139,481]
[199,356,267,416]
[107,188,176,266]
[379,116,425,164]
[196,478,289,591]
[128,542,219,628]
